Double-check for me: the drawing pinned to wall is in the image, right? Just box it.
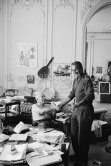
[17,42,38,67]
[53,63,71,76]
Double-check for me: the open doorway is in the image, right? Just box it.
[86,5,111,81]
[81,1,111,77]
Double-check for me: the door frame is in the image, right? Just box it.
[82,0,111,72]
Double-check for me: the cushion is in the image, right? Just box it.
[20,103,32,114]
[12,103,32,114]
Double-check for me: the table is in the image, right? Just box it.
[94,107,107,120]
[54,106,108,138]
[0,127,70,166]
[0,100,21,125]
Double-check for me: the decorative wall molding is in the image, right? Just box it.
[81,0,111,68]
[81,0,98,20]
[0,0,2,11]
[54,0,75,10]
[10,0,45,11]
[102,28,111,33]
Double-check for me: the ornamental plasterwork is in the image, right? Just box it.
[54,0,75,10]
[81,0,98,20]
[10,0,45,11]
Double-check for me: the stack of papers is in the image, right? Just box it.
[26,152,62,166]
[32,130,65,144]
[0,144,27,164]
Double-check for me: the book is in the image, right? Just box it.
[13,121,29,134]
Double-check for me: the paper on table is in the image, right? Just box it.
[9,134,28,142]
[0,144,27,162]
[26,153,62,166]
[91,120,107,131]
[0,134,10,142]
[33,130,65,144]
[28,142,46,150]
[27,142,55,153]
[13,121,29,134]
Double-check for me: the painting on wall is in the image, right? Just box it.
[17,42,38,68]
[53,63,73,99]
[53,63,71,76]
[96,66,102,73]
[99,82,110,94]
[27,75,35,84]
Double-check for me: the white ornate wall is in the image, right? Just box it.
[0,0,111,98]
[0,0,77,98]
[79,0,111,69]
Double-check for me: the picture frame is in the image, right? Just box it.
[53,63,71,76]
[98,82,110,94]
[17,42,38,68]
[5,89,18,97]
[27,75,35,84]
[96,66,102,73]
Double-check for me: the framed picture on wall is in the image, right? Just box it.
[27,75,35,84]
[17,42,38,68]
[53,63,71,76]
[99,82,110,94]
[96,66,102,73]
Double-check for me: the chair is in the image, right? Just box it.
[20,96,36,124]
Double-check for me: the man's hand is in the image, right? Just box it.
[50,102,57,109]
[49,102,60,112]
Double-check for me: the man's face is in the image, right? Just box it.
[72,65,80,76]
[36,95,44,106]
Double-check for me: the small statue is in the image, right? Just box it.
[107,64,111,83]
[102,62,111,83]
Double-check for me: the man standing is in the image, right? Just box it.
[59,61,95,166]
